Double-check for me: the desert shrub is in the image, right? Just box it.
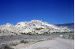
[10,43,18,46]
[26,32,32,35]
[0,44,14,49]
[20,40,28,43]
[61,33,74,40]
[68,34,74,39]
[21,33,26,35]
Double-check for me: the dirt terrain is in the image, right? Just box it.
[25,37,73,49]
[0,34,74,49]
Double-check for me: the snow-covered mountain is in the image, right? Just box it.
[0,20,73,36]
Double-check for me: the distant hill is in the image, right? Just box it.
[56,23,74,32]
[56,23,74,29]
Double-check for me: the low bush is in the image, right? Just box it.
[20,40,28,43]
[0,44,14,49]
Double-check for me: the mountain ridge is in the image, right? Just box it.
[0,20,73,36]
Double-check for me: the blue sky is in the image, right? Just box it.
[0,0,74,24]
